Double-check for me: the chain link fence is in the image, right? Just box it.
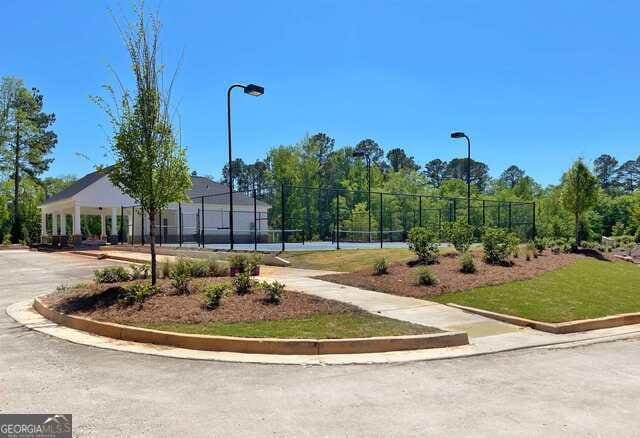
[119,184,535,251]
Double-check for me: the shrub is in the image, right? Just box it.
[373,257,389,275]
[171,273,191,295]
[635,227,640,243]
[2,234,10,246]
[533,238,546,255]
[262,280,285,303]
[170,257,194,279]
[233,272,254,294]
[94,266,130,284]
[407,227,439,264]
[229,254,249,272]
[246,254,262,274]
[416,267,438,286]
[204,283,227,309]
[612,221,626,237]
[203,258,227,277]
[160,260,172,279]
[120,282,156,305]
[129,263,150,280]
[459,252,476,273]
[526,241,537,259]
[443,219,474,254]
[482,228,519,265]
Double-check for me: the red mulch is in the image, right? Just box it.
[42,278,360,325]
[318,251,583,299]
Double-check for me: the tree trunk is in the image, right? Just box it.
[148,209,157,285]
[11,122,21,243]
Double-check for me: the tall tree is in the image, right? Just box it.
[354,138,384,165]
[0,77,57,242]
[614,157,640,192]
[560,159,599,246]
[593,154,618,190]
[423,159,447,187]
[386,147,419,172]
[94,5,190,284]
[445,158,490,191]
[499,165,525,188]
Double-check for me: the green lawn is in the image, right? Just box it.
[141,313,440,339]
[281,247,455,272]
[433,259,640,323]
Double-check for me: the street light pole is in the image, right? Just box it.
[226,83,264,251]
[450,132,471,224]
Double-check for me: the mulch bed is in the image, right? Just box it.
[42,278,361,326]
[318,251,583,299]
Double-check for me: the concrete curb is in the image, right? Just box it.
[448,303,640,334]
[33,297,469,355]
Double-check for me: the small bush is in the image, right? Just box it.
[229,253,249,271]
[407,227,440,264]
[160,260,172,279]
[203,283,227,309]
[94,266,130,284]
[129,263,150,280]
[246,254,262,274]
[416,267,438,286]
[482,228,519,265]
[2,234,11,245]
[171,273,191,295]
[459,252,476,273]
[233,272,254,294]
[261,280,285,304]
[533,238,546,255]
[120,282,155,305]
[526,241,536,259]
[204,258,228,277]
[171,257,194,279]
[373,257,389,275]
[443,219,474,254]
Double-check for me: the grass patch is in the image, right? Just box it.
[433,259,640,323]
[141,313,440,339]
[281,248,454,272]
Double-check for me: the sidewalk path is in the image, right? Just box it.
[67,249,640,355]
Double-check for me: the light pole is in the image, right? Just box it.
[227,83,264,250]
[450,132,471,224]
[352,151,371,242]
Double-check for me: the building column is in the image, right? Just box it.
[52,212,58,236]
[110,207,118,243]
[41,211,47,237]
[73,205,82,239]
[60,212,67,236]
[100,214,106,239]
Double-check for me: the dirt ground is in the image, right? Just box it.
[319,251,582,299]
[43,278,361,325]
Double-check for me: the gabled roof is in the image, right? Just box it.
[41,169,107,205]
[41,171,270,208]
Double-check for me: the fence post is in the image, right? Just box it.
[201,197,205,248]
[159,209,162,246]
[253,187,258,252]
[141,208,145,246]
[453,198,457,222]
[131,207,135,244]
[508,202,512,230]
[178,203,183,247]
[482,200,486,227]
[335,189,340,250]
[281,183,286,252]
[419,195,422,227]
[438,208,442,240]
[379,192,383,248]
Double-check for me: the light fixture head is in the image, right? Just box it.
[450,132,466,139]
[244,84,264,96]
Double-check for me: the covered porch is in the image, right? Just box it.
[39,199,130,246]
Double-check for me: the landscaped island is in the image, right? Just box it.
[43,255,439,340]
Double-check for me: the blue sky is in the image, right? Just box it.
[2,0,638,186]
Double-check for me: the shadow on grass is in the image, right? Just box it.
[574,248,611,262]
